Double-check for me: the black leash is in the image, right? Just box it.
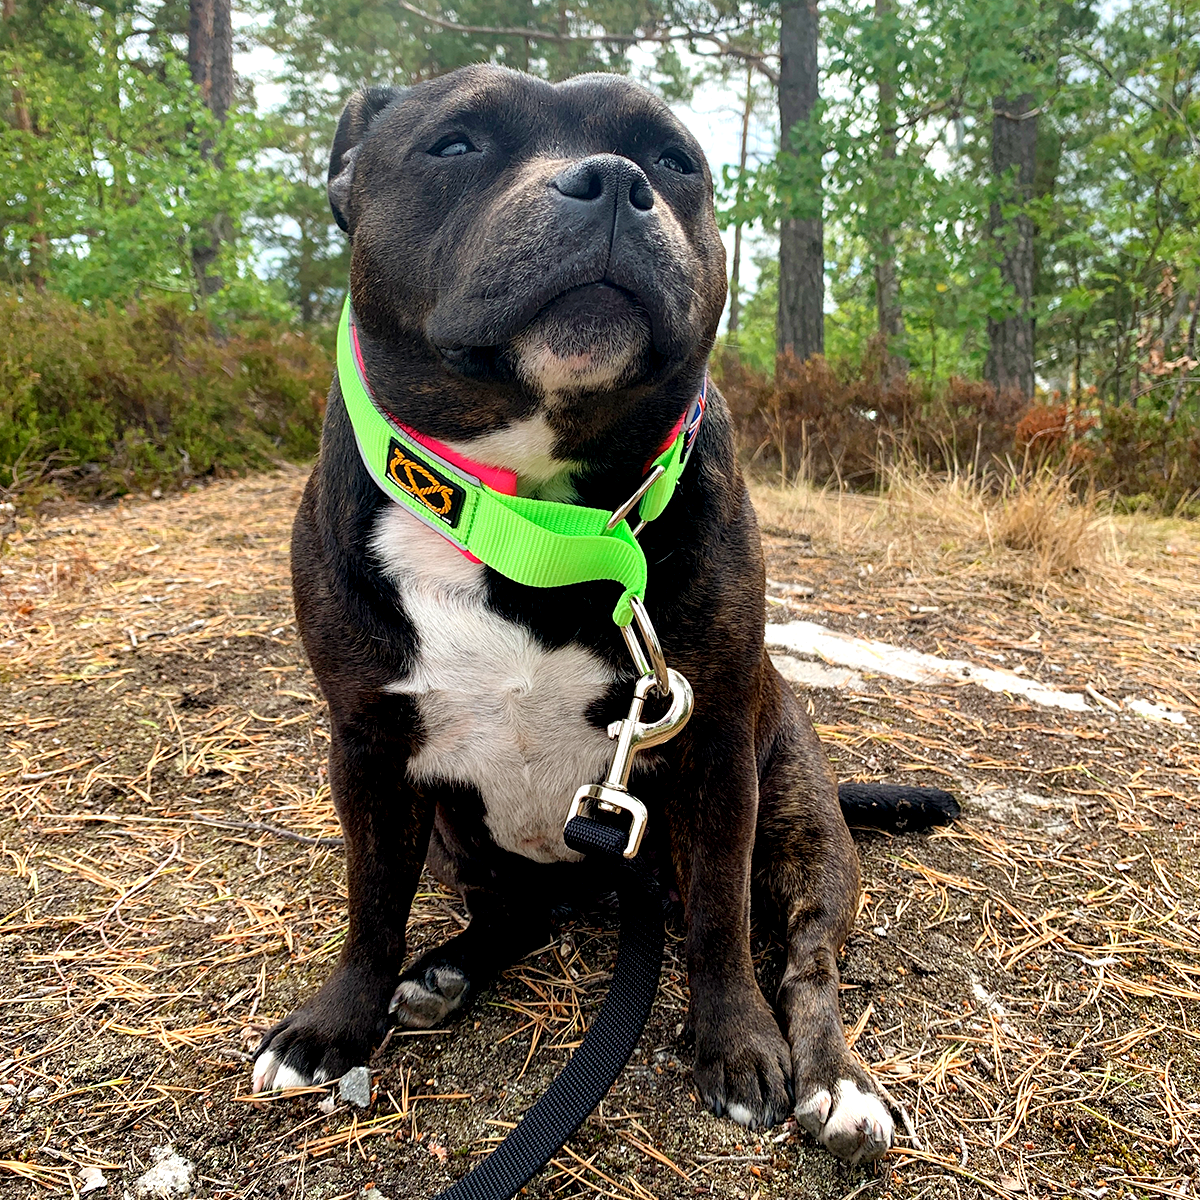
[433,815,665,1200]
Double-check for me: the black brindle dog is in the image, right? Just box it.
[251,64,953,1164]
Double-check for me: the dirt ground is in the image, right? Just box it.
[3,466,1200,1200]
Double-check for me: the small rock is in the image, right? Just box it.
[78,1166,108,1194]
[339,1066,372,1108]
[362,1187,389,1200]
[317,1093,337,1116]
[133,1146,194,1198]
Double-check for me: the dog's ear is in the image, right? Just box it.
[328,85,405,233]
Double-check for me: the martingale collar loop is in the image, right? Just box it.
[337,296,705,627]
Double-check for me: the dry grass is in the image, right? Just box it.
[3,466,1200,1199]
[752,462,1137,588]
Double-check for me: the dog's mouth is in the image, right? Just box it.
[438,281,659,396]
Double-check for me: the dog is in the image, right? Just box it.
[251,63,949,1165]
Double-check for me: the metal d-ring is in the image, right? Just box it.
[620,596,669,695]
[606,465,665,532]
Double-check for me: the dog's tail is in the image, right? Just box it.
[837,782,960,830]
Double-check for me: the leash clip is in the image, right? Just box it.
[565,668,693,858]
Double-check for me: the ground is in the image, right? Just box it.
[2,467,1200,1200]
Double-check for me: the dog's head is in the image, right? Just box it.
[328,65,726,469]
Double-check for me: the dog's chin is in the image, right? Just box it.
[512,283,653,400]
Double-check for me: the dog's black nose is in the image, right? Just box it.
[551,155,654,213]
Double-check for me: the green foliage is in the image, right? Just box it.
[0,294,328,497]
[1,1,276,311]
[1034,0,1200,405]
[2,0,1197,512]
[720,254,779,375]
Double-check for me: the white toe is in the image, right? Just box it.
[725,1102,756,1127]
[252,1050,312,1094]
[389,970,467,1028]
[795,1087,832,1132]
[252,1049,278,1093]
[271,1063,313,1091]
[820,1078,894,1162]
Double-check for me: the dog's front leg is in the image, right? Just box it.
[253,723,433,1092]
[668,736,793,1130]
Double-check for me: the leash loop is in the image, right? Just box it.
[620,595,670,695]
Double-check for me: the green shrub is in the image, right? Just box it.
[0,294,329,498]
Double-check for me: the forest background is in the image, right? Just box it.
[1,0,1198,507]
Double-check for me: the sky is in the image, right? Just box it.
[667,74,777,305]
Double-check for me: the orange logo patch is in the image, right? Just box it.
[385,439,464,527]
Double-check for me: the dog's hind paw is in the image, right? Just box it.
[389,964,469,1029]
[795,1077,893,1164]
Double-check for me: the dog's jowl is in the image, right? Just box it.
[253,64,895,1164]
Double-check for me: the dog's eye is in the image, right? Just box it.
[657,150,693,175]
[431,137,477,158]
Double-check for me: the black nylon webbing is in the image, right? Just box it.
[433,816,664,1200]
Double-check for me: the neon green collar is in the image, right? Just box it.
[337,297,705,627]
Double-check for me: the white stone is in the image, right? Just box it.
[132,1146,194,1199]
[339,1066,372,1108]
[78,1167,108,1195]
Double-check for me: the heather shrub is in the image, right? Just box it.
[717,343,1025,489]
[0,294,328,498]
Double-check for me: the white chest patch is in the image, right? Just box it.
[372,503,616,863]
[444,415,578,500]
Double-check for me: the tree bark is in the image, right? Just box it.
[985,94,1037,401]
[777,0,824,362]
[727,65,754,341]
[188,0,232,295]
[209,0,232,124]
[873,0,903,373]
[1167,295,1198,422]
[188,0,212,99]
[4,0,49,290]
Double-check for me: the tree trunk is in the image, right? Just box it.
[727,65,754,341]
[874,0,903,375]
[985,93,1037,401]
[4,0,49,291]
[188,0,212,99]
[188,0,232,295]
[1167,296,1198,422]
[777,0,824,362]
[209,0,233,124]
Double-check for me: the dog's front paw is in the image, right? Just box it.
[794,1068,893,1164]
[252,968,393,1094]
[692,995,793,1130]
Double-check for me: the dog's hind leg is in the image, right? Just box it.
[753,681,894,1164]
[390,910,545,1029]
[390,812,550,1030]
